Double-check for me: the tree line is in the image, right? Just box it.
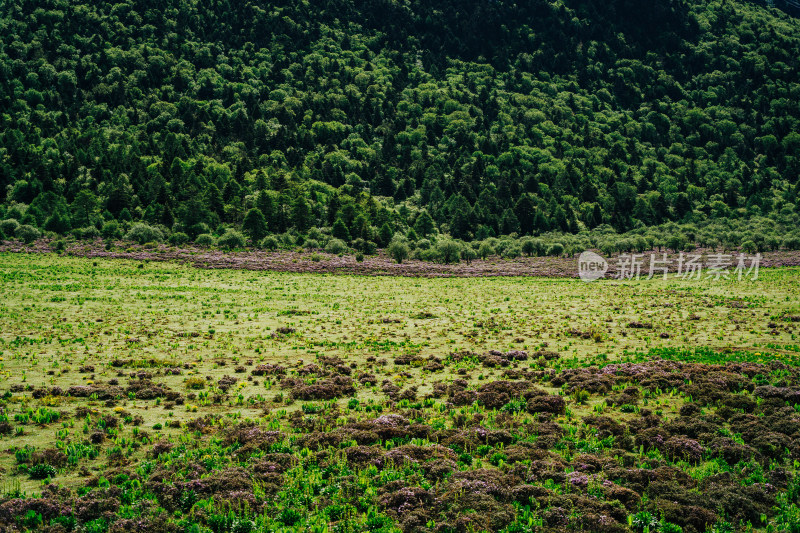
[1,0,799,255]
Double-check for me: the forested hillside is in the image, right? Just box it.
[1,0,800,254]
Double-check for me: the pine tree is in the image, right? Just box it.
[379,222,394,246]
[327,194,341,225]
[533,210,550,234]
[501,209,520,235]
[292,196,311,232]
[205,184,224,217]
[44,213,70,234]
[375,172,395,197]
[514,195,535,235]
[160,205,174,228]
[256,191,275,228]
[107,177,132,216]
[332,218,351,241]
[243,208,268,241]
[413,210,435,237]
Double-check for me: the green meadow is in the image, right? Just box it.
[0,253,799,532]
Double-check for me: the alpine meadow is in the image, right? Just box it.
[2,0,800,532]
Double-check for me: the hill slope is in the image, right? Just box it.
[1,0,799,251]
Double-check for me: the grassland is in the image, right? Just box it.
[0,253,799,532]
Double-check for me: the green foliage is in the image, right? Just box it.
[666,234,688,252]
[50,239,66,252]
[74,226,100,241]
[169,232,190,246]
[436,240,462,264]
[546,242,565,257]
[18,510,43,529]
[332,218,351,242]
[125,223,164,245]
[379,223,395,247]
[461,246,477,264]
[44,213,70,234]
[217,230,247,250]
[387,240,409,264]
[324,238,348,255]
[500,399,527,413]
[260,236,279,250]
[502,244,521,259]
[195,234,216,247]
[28,463,56,480]
[521,238,546,257]
[571,389,590,405]
[784,236,800,251]
[242,209,268,241]
[413,211,436,238]
[101,220,122,239]
[0,0,800,255]
[15,224,40,244]
[478,242,495,259]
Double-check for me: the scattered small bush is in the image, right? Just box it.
[125,223,164,244]
[260,235,279,250]
[101,220,122,239]
[195,233,216,247]
[75,226,101,240]
[478,242,494,259]
[324,238,348,255]
[169,232,190,245]
[546,242,565,257]
[741,240,758,254]
[1,218,20,235]
[437,239,462,264]
[218,230,247,249]
[387,240,409,264]
[15,224,41,244]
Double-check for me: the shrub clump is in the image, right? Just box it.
[195,233,215,246]
[526,394,567,415]
[125,223,164,244]
[286,375,355,400]
[217,229,247,249]
[0,218,20,235]
[324,238,348,255]
[15,224,41,244]
[168,231,190,245]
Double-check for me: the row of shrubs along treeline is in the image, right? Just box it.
[1,215,799,265]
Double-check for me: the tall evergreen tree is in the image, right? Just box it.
[413,210,436,237]
[332,218,351,241]
[243,208,268,241]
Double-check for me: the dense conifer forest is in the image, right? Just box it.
[1,0,800,258]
